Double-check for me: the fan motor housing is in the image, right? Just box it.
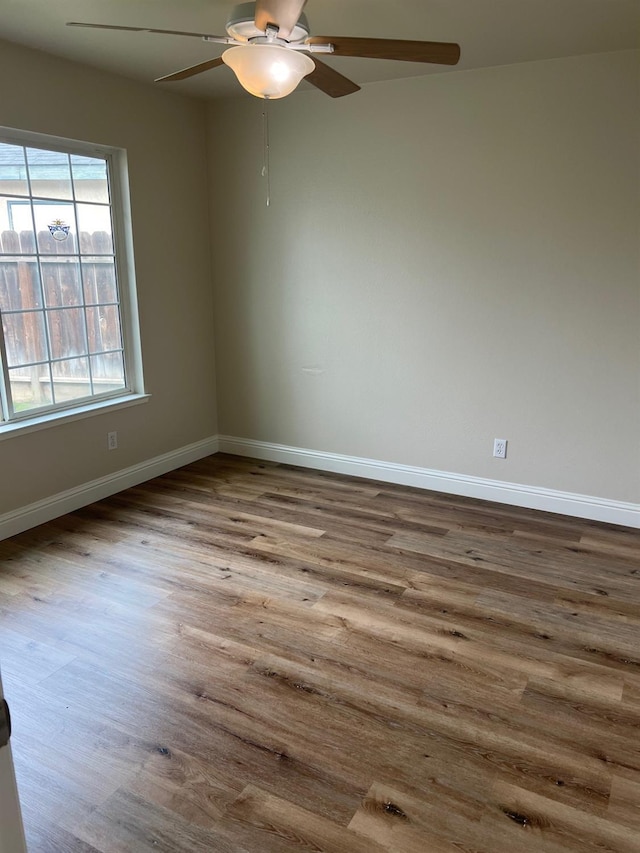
[226,2,310,42]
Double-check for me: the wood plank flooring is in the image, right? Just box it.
[1,453,640,852]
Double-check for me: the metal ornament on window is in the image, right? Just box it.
[48,218,71,241]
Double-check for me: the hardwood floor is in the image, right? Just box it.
[1,454,640,852]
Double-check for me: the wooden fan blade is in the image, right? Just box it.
[305,58,360,98]
[254,0,307,39]
[307,36,461,65]
[155,57,225,82]
[67,22,225,40]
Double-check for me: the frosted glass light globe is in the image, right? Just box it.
[222,45,315,99]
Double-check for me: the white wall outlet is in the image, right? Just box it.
[107,431,118,451]
[493,438,507,459]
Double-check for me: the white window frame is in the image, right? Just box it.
[0,127,147,438]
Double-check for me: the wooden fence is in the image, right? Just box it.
[0,229,120,379]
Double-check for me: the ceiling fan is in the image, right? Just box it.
[68,0,461,99]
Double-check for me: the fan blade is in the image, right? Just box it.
[254,0,307,39]
[305,58,360,98]
[67,22,226,40]
[307,36,460,65]
[155,57,225,83]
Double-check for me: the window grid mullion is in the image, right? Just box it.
[0,317,13,420]
[44,360,56,406]
[72,163,97,399]
[0,149,19,418]
[104,155,128,391]
[1,301,120,317]
[0,253,115,259]
[19,148,53,416]
[0,192,112,209]
[36,253,55,406]
[6,348,124,373]
[24,143,48,325]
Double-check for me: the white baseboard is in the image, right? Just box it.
[0,435,219,541]
[218,436,640,529]
[3,433,638,540]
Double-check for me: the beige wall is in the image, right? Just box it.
[1,41,638,519]
[208,49,640,504]
[0,39,217,514]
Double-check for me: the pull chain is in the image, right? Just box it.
[261,97,271,207]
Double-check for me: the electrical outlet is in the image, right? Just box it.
[107,431,118,451]
[493,438,507,459]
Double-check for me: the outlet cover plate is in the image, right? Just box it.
[493,438,507,459]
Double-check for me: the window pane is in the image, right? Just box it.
[47,307,87,360]
[0,257,42,311]
[9,365,52,412]
[91,351,125,390]
[71,155,109,203]
[86,305,122,353]
[51,357,92,403]
[0,143,29,197]
[0,197,36,251]
[32,202,77,255]
[41,257,82,307]
[2,310,48,366]
[26,147,73,200]
[77,204,113,254]
[82,257,117,304]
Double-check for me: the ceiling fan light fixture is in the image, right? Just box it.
[222,44,315,98]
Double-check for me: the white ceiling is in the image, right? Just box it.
[2,0,639,100]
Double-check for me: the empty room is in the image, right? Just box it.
[0,1,639,851]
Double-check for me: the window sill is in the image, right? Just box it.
[0,393,151,441]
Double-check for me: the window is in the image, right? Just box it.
[0,128,143,427]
